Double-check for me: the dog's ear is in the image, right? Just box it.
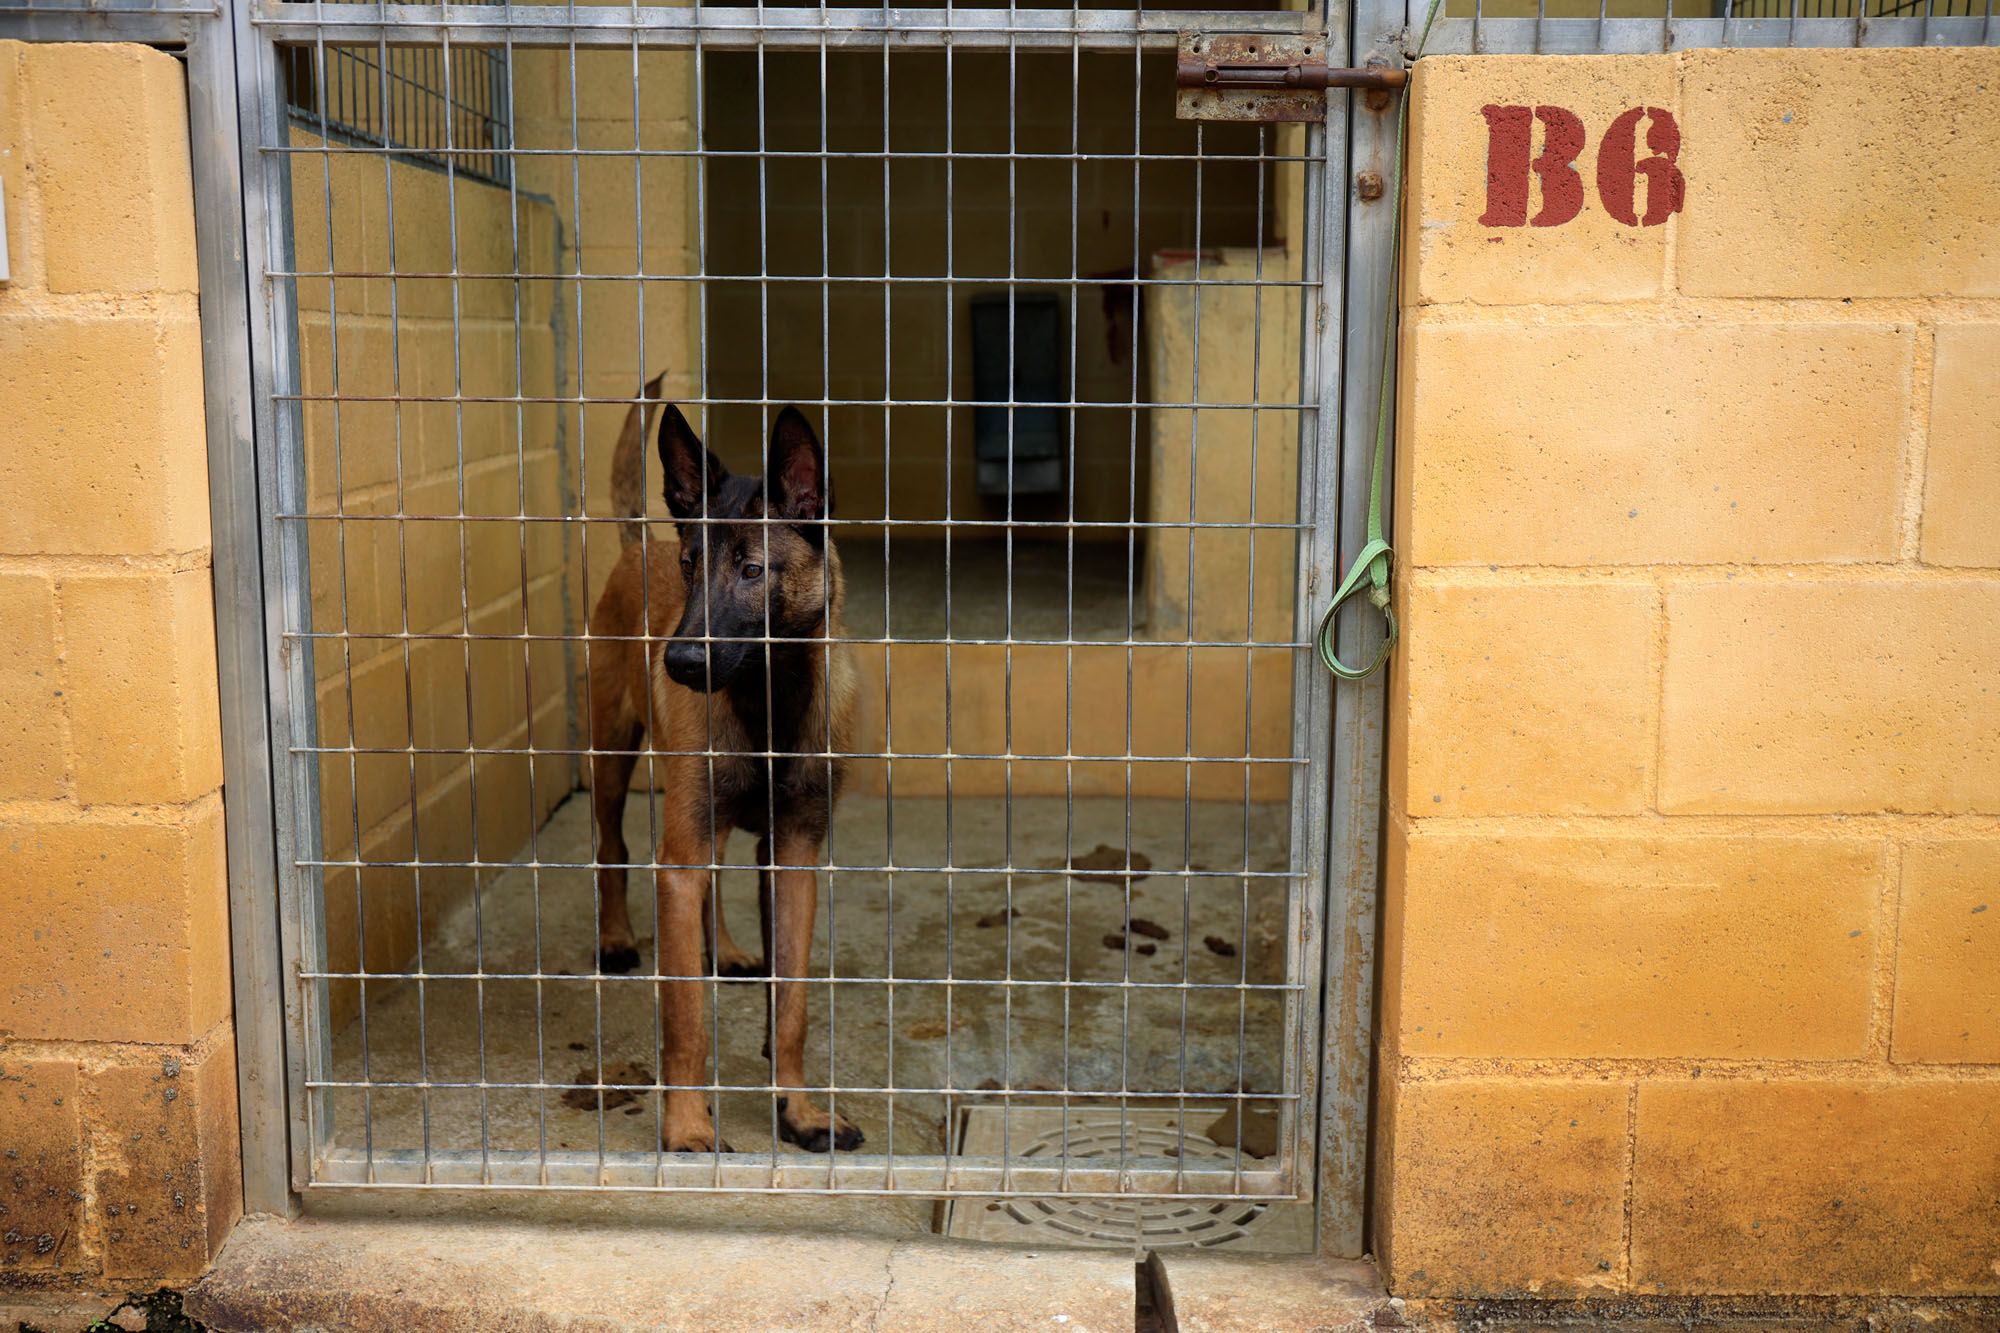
[657,404,728,520]
[767,407,831,539]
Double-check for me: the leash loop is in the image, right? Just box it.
[1315,0,1439,682]
[1316,535,1395,681]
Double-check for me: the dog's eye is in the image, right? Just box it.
[680,550,696,573]
[741,562,764,581]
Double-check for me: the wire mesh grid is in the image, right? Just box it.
[1416,0,1996,51]
[0,0,217,15]
[267,1,1332,1203]
[282,18,513,186]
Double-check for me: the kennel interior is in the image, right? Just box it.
[285,16,1322,1248]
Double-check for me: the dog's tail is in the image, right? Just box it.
[611,371,668,547]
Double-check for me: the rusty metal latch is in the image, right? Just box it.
[1176,33,1407,122]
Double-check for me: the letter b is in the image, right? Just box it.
[1479,104,1587,228]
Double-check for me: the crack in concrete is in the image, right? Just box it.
[865,1239,905,1332]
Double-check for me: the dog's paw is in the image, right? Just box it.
[597,945,641,975]
[776,1098,865,1154]
[778,1120,866,1154]
[716,955,768,981]
[663,1127,732,1154]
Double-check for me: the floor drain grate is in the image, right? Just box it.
[939,1106,1312,1253]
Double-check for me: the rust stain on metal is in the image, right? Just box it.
[1177,33,1327,123]
[1176,33,1409,123]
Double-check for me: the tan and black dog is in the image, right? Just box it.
[585,374,861,1155]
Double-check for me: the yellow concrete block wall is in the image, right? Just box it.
[1379,46,2000,1302]
[291,128,570,1029]
[0,41,240,1288]
[509,42,702,790]
[1144,247,1300,649]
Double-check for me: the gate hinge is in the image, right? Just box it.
[1176,33,1407,123]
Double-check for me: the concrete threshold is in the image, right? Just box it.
[186,1214,1390,1332]
[1150,1251,1391,1332]
[1,1293,128,1332]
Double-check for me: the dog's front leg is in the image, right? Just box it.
[656,859,727,1153]
[770,837,863,1153]
[703,851,765,979]
[591,735,642,974]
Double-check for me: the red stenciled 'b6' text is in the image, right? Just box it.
[1478,104,1686,229]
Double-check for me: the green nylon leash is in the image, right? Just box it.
[1316,0,1442,682]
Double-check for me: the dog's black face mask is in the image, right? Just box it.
[656,405,832,694]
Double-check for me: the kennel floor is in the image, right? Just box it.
[323,790,1295,1221]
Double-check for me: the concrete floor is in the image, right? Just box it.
[327,789,1295,1203]
[839,539,1146,642]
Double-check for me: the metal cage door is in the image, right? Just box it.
[234,0,1377,1256]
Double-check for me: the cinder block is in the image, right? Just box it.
[286,127,389,323]
[1399,322,1910,568]
[1378,816,1413,1054]
[545,47,699,128]
[296,312,412,505]
[1922,324,2000,568]
[1892,840,2000,1064]
[573,280,697,387]
[85,1045,241,1282]
[0,310,211,556]
[1395,580,1654,816]
[319,861,422,986]
[0,572,66,800]
[851,641,1292,801]
[572,154,698,259]
[0,43,42,292]
[1405,54,1675,305]
[1678,48,2000,298]
[1383,1080,1627,1297]
[0,1057,83,1274]
[450,199,541,317]
[21,43,198,295]
[302,502,405,685]
[0,803,230,1045]
[312,651,417,852]
[1397,830,1878,1059]
[1661,579,2000,814]
[1633,1080,2000,1294]
[58,571,224,805]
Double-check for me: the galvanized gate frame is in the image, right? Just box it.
[0,0,1398,1256]
[1317,0,1403,1259]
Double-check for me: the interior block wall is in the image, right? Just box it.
[1378,46,2000,1301]
[509,41,701,792]
[699,48,1270,537]
[290,127,570,1029]
[0,41,241,1289]
[508,42,699,636]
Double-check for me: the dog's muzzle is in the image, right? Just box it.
[664,638,732,691]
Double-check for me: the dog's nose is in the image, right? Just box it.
[664,640,709,683]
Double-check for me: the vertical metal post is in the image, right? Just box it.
[1288,101,1345,1235]
[229,0,326,1197]
[188,10,299,1219]
[1316,0,1405,1260]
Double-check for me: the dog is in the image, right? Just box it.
[585,373,862,1155]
